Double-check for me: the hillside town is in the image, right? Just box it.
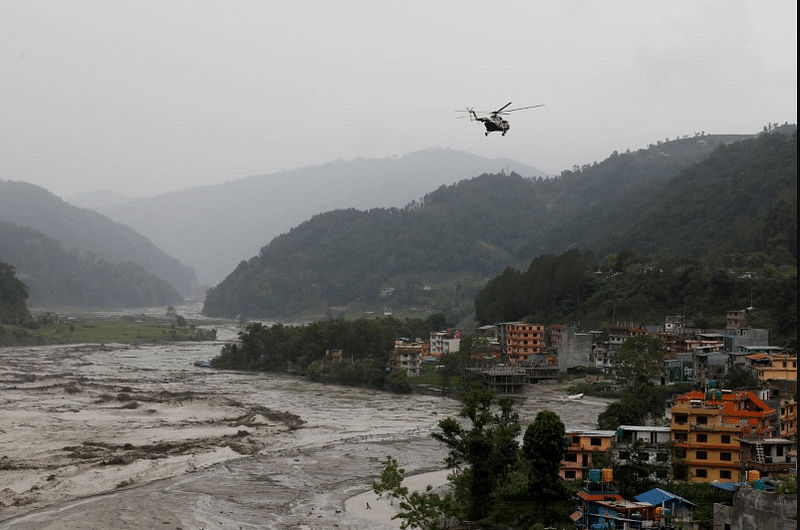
[386,309,797,529]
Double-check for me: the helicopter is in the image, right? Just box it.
[458,102,544,136]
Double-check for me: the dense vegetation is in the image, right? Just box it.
[475,248,797,348]
[204,128,796,321]
[0,261,31,324]
[375,390,576,528]
[211,314,447,391]
[0,219,183,308]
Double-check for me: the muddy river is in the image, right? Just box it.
[0,308,609,529]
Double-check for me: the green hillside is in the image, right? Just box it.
[203,129,796,321]
[0,220,183,308]
[0,181,199,296]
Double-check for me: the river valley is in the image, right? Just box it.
[0,308,610,529]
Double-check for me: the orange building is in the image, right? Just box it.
[670,390,776,483]
[560,430,616,481]
[501,322,544,364]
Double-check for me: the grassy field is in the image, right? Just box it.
[2,319,217,345]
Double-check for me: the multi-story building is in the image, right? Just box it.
[670,390,775,483]
[390,338,423,376]
[614,426,672,480]
[428,328,461,359]
[779,399,797,439]
[753,353,798,382]
[607,323,646,351]
[561,430,616,481]
[499,322,544,365]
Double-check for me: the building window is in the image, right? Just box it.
[656,452,668,462]
[696,469,707,478]
[675,433,688,442]
[721,435,731,444]
[590,437,602,446]
[720,470,732,480]
[720,452,732,461]
[697,434,708,443]
[565,470,576,479]
[638,452,650,461]
[696,451,708,460]
[696,416,708,424]
[675,449,687,458]
[675,414,688,424]
[572,436,580,444]
[564,453,578,462]
[619,451,630,460]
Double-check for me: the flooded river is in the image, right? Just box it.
[0,307,609,529]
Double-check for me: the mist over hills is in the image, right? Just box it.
[79,149,546,286]
[0,181,199,299]
[203,128,797,320]
[0,219,183,308]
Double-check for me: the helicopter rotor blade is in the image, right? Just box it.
[492,102,513,115]
[498,104,545,114]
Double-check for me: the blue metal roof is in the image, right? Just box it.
[709,482,748,492]
[634,488,696,507]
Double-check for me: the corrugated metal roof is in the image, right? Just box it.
[634,487,695,506]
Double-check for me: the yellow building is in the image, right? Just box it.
[754,353,797,382]
[670,390,775,483]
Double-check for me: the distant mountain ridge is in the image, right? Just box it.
[203,129,797,320]
[83,148,546,285]
[0,181,199,297]
[0,219,183,308]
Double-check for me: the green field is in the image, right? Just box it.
[1,319,217,346]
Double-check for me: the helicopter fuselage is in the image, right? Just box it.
[478,116,509,136]
[469,110,510,136]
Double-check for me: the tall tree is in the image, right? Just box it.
[611,335,666,386]
[431,388,521,522]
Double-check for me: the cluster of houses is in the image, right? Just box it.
[385,310,797,529]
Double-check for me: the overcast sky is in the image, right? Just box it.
[2,0,796,199]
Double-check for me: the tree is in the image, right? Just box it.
[723,364,760,390]
[372,455,458,530]
[521,409,568,526]
[597,384,670,428]
[522,410,566,496]
[431,388,521,522]
[611,335,665,386]
[0,261,30,325]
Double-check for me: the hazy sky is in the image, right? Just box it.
[2,0,796,199]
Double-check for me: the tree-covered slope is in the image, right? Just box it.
[0,260,31,324]
[0,181,199,296]
[0,220,182,308]
[85,148,546,286]
[618,130,798,262]
[203,129,796,320]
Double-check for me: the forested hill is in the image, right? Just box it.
[83,148,546,286]
[0,181,199,296]
[203,128,797,320]
[0,220,183,308]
